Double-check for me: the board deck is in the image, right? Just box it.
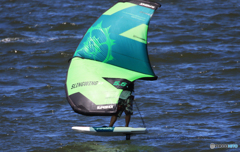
[72,126,147,136]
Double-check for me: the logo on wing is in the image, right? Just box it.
[97,105,114,110]
[76,22,115,63]
[139,3,155,9]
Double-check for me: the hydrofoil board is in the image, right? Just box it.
[72,126,146,137]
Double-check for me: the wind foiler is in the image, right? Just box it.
[65,0,160,116]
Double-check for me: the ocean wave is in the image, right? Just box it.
[149,51,219,63]
[0,36,82,43]
[48,22,82,31]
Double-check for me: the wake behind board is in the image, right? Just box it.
[72,126,146,137]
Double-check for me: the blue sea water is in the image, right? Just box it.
[0,0,239,151]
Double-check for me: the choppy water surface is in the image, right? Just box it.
[1,0,239,151]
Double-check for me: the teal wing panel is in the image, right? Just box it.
[74,1,160,78]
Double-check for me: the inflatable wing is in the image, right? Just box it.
[65,0,161,116]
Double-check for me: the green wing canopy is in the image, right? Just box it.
[66,0,161,116]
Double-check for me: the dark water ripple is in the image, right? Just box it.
[1,0,240,151]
